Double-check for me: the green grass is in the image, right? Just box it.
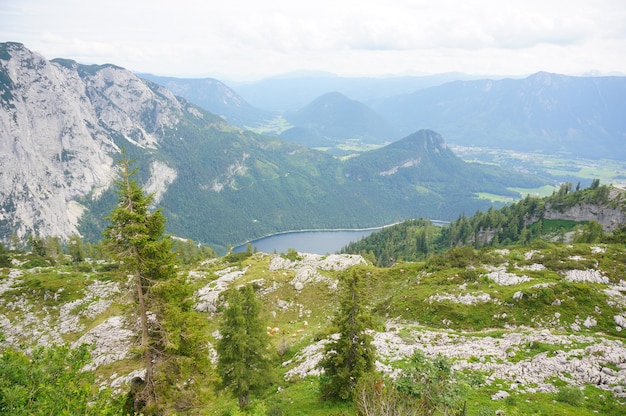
[248,115,293,135]
[4,267,93,305]
[454,146,626,188]
[511,184,558,197]
[477,192,520,203]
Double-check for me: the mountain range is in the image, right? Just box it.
[0,42,544,253]
[371,72,626,158]
[147,70,626,160]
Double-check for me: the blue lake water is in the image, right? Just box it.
[233,228,382,255]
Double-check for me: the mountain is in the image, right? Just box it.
[281,92,398,146]
[343,129,542,201]
[137,73,275,128]
[0,43,545,253]
[372,72,626,159]
[229,72,488,111]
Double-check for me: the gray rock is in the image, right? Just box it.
[492,390,510,400]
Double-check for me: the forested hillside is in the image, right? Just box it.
[342,182,626,266]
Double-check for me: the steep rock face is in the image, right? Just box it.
[0,42,183,240]
[543,203,626,232]
[525,187,626,233]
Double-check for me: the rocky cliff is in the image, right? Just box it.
[0,42,198,240]
[542,187,626,232]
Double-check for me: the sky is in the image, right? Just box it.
[1,0,625,81]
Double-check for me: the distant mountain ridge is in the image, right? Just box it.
[372,71,626,158]
[137,73,275,128]
[149,71,626,160]
[228,72,488,111]
[0,42,546,252]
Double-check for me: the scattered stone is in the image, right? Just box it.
[195,266,248,312]
[614,315,626,328]
[485,265,531,286]
[283,338,333,380]
[492,390,510,400]
[73,316,134,370]
[427,292,491,305]
[270,253,364,290]
[583,316,597,328]
[591,246,606,254]
[564,269,610,284]
[519,263,546,271]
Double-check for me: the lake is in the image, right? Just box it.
[233,228,382,255]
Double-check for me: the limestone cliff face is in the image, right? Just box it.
[542,202,626,232]
[0,42,184,240]
[529,187,626,233]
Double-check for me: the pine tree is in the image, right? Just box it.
[319,268,376,401]
[217,284,275,408]
[67,235,85,263]
[102,152,177,412]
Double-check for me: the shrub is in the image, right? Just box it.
[555,385,584,406]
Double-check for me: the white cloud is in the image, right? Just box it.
[1,0,625,79]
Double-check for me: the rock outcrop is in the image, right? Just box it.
[0,42,184,240]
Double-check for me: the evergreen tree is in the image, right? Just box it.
[102,152,178,413]
[67,234,85,263]
[0,242,10,268]
[27,234,47,258]
[217,284,275,408]
[319,268,376,401]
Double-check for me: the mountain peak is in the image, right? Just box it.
[388,129,448,153]
[284,91,396,145]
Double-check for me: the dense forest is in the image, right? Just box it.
[342,181,626,266]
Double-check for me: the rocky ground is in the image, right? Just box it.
[1,247,625,404]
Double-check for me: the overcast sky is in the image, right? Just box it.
[1,0,625,80]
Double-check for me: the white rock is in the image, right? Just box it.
[195,266,248,312]
[492,390,510,400]
[614,315,626,328]
[73,316,134,370]
[427,292,491,305]
[485,265,531,286]
[583,316,597,328]
[564,269,610,284]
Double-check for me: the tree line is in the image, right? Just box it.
[342,181,626,266]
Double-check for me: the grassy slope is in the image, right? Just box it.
[1,242,625,415]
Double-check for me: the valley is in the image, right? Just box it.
[452,146,626,191]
